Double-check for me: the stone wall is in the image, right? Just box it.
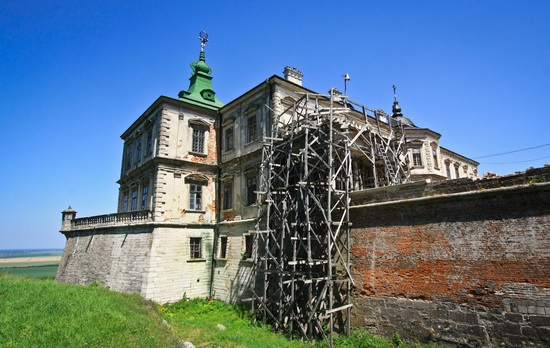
[57,224,214,303]
[56,226,153,294]
[349,167,550,347]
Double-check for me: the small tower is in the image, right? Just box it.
[61,206,77,231]
[178,31,224,110]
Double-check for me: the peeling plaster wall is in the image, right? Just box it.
[211,220,255,303]
[142,226,214,303]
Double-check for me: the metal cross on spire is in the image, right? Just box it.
[199,31,208,52]
[393,84,397,101]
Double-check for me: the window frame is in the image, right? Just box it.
[224,126,234,152]
[130,188,138,211]
[243,234,253,260]
[135,140,142,163]
[190,237,202,259]
[126,143,133,171]
[246,174,257,206]
[411,147,423,167]
[189,183,203,210]
[431,146,439,169]
[146,129,153,155]
[191,127,206,154]
[141,184,149,210]
[122,191,129,212]
[246,115,257,143]
[219,236,228,259]
[222,181,233,210]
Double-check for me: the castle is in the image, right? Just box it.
[57,34,550,347]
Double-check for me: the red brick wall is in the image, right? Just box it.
[350,176,550,346]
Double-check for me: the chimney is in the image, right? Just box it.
[283,66,303,86]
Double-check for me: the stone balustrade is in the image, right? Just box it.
[68,210,152,230]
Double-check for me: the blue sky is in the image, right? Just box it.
[1,1,548,249]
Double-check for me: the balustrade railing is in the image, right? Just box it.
[72,210,152,228]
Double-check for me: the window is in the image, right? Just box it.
[432,148,439,169]
[192,127,205,153]
[131,188,138,211]
[219,237,228,259]
[189,184,203,210]
[224,127,234,151]
[141,185,148,210]
[246,116,257,143]
[126,143,133,170]
[122,192,129,212]
[243,235,253,259]
[454,165,460,179]
[190,237,202,259]
[146,130,153,155]
[246,175,257,206]
[446,162,452,179]
[222,181,233,210]
[412,148,422,167]
[136,140,141,163]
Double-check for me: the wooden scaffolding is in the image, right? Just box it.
[251,90,409,346]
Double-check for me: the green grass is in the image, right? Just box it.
[0,274,179,347]
[0,264,59,278]
[161,298,320,347]
[0,274,436,347]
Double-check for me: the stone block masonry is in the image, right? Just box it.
[350,167,550,347]
[56,224,215,303]
[56,227,153,294]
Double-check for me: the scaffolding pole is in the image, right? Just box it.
[253,90,409,347]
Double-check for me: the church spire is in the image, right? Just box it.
[178,31,224,110]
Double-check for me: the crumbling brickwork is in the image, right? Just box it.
[350,167,550,347]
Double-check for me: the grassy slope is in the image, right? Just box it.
[0,274,178,348]
[0,275,434,347]
[161,298,321,348]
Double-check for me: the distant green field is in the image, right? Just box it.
[0,249,62,278]
[0,264,59,278]
[0,249,62,259]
